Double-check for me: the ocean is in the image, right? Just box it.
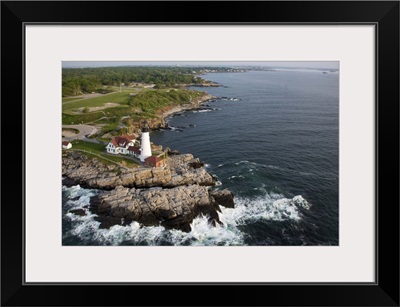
[62,69,339,246]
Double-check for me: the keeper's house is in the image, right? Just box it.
[106,135,136,155]
[128,146,141,158]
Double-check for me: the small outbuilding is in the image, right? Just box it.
[144,156,166,168]
[62,141,72,149]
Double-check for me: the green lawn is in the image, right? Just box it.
[62,97,84,103]
[61,88,208,136]
[62,111,106,125]
[62,106,131,125]
[62,92,133,112]
[71,140,105,152]
[101,120,120,134]
[109,86,142,93]
[70,140,139,168]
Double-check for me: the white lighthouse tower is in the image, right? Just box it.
[139,120,152,162]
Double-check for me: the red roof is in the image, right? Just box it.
[128,146,141,154]
[122,134,136,141]
[110,135,135,148]
[62,141,70,146]
[145,156,163,163]
[114,137,127,147]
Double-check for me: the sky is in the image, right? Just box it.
[62,61,339,70]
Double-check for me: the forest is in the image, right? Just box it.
[62,66,228,96]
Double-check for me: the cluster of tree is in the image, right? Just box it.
[62,78,115,97]
[62,66,232,96]
[128,89,204,113]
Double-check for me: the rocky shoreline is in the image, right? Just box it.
[146,93,216,130]
[63,151,234,232]
[62,88,237,232]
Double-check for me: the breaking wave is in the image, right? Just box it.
[224,194,310,225]
[191,108,220,113]
[63,185,310,246]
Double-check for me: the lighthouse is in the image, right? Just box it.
[139,120,152,162]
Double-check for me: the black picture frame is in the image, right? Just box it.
[1,1,399,306]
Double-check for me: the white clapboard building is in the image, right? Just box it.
[106,135,136,155]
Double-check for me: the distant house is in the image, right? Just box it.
[106,134,136,155]
[144,156,166,168]
[62,141,72,149]
[128,146,141,158]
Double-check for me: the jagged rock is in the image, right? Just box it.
[91,185,223,232]
[69,209,86,216]
[151,144,163,152]
[188,158,204,169]
[63,149,234,232]
[167,149,179,156]
[211,189,235,208]
[62,177,78,187]
[62,152,214,189]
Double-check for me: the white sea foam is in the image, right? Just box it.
[228,175,245,180]
[185,216,244,246]
[234,160,308,174]
[63,184,97,204]
[63,186,310,246]
[235,160,250,165]
[220,97,240,101]
[192,109,213,113]
[220,194,310,225]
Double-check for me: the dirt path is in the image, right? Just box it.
[62,124,97,140]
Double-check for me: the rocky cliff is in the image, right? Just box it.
[91,185,233,232]
[63,151,234,231]
[62,152,215,189]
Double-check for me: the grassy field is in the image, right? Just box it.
[62,92,135,112]
[62,97,84,103]
[62,87,208,137]
[70,140,139,168]
[129,89,204,113]
[101,119,120,134]
[62,106,131,125]
[70,140,105,152]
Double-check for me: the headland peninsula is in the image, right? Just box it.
[62,66,241,232]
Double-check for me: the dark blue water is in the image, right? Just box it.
[62,69,338,246]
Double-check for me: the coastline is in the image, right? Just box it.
[62,64,339,247]
[62,87,234,232]
[62,150,234,232]
[150,92,216,130]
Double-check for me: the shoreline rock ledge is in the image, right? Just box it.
[62,151,234,232]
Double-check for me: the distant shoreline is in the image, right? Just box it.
[158,92,216,125]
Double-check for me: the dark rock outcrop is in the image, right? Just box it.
[69,209,86,216]
[90,185,232,232]
[211,189,235,208]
